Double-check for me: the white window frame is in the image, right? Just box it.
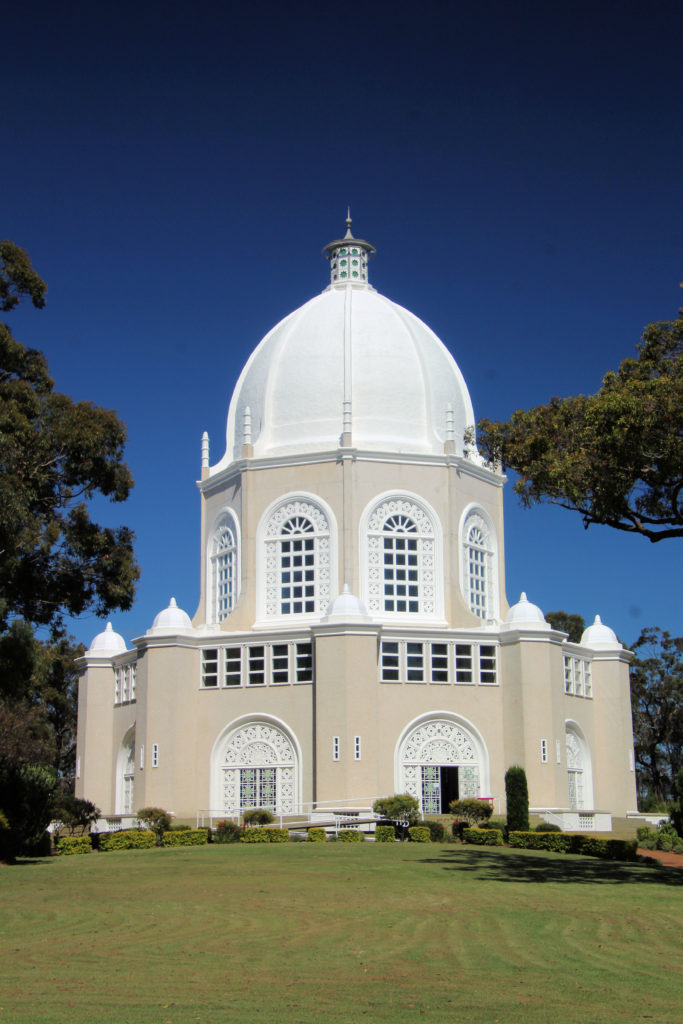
[208,511,240,625]
[563,654,593,698]
[200,641,314,688]
[541,739,548,764]
[361,492,443,620]
[354,736,361,761]
[257,495,336,622]
[152,744,159,768]
[333,736,340,762]
[460,505,498,621]
[379,640,498,686]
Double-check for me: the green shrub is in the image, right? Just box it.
[337,829,363,842]
[658,835,674,853]
[137,807,172,845]
[535,822,562,833]
[57,836,92,856]
[419,820,445,841]
[100,829,156,852]
[508,831,637,860]
[448,798,493,826]
[214,819,241,843]
[505,765,529,832]
[169,823,192,831]
[479,817,506,833]
[22,830,53,857]
[408,826,431,843]
[240,826,288,843]
[161,829,208,847]
[307,827,326,842]
[462,827,504,846]
[372,795,420,825]
[375,824,396,843]
[673,839,683,854]
[242,808,275,826]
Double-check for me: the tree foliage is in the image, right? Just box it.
[545,610,586,644]
[0,241,139,636]
[630,627,683,804]
[474,311,683,542]
[448,797,493,826]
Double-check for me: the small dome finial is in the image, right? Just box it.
[345,207,353,238]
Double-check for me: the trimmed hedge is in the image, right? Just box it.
[306,827,326,842]
[214,820,241,843]
[241,826,289,843]
[57,836,92,856]
[161,829,209,847]
[337,829,363,842]
[408,826,431,843]
[462,827,504,846]
[100,829,156,852]
[419,820,445,842]
[375,824,396,843]
[508,831,638,861]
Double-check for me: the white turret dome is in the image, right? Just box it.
[211,219,475,471]
[324,584,370,621]
[87,621,127,655]
[149,597,193,633]
[581,614,621,649]
[503,592,549,629]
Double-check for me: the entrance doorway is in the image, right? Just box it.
[421,765,461,814]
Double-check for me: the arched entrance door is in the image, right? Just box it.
[214,718,300,816]
[397,715,488,815]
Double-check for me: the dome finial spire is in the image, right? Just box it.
[345,207,353,238]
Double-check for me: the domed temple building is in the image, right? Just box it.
[76,219,637,830]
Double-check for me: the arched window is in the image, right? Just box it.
[209,514,238,624]
[116,727,135,815]
[566,724,593,810]
[264,500,331,617]
[366,497,436,616]
[462,509,496,619]
[211,717,301,817]
[396,713,490,814]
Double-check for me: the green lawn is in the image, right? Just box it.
[1,843,681,1024]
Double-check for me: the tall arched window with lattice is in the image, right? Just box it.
[264,500,331,617]
[366,497,436,616]
[462,510,495,620]
[209,514,238,624]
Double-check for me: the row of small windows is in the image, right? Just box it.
[208,499,496,624]
[137,743,160,769]
[380,641,497,686]
[114,664,137,704]
[564,656,593,698]
[201,642,314,688]
[332,735,362,761]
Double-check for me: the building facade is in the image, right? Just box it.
[76,219,637,828]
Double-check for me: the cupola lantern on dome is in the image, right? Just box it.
[322,209,376,288]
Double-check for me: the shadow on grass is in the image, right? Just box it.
[416,846,683,886]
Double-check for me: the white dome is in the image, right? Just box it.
[211,226,475,471]
[581,614,620,649]
[150,597,193,633]
[87,621,127,655]
[324,585,369,620]
[503,592,549,629]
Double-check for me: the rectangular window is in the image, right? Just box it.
[406,642,425,682]
[240,767,276,810]
[114,668,121,704]
[76,756,81,780]
[556,739,562,764]
[225,647,241,686]
[584,661,592,698]
[248,646,265,685]
[479,646,497,684]
[455,644,473,683]
[564,655,592,698]
[202,648,219,687]
[139,744,145,770]
[564,656,573,694]
[430,643,449,683]
[541,739,548,763]
[295,641,313,682]
[152,743,159,768]
[272,644,289,684]
[333,736,340,761]
[129,664,136,702]
[380,641,400,682]
[354,736,361,761]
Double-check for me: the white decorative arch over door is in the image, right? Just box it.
[116,726,135,815]
[396,714,488,814]
[565,723,593,810]
[213,718,300,816]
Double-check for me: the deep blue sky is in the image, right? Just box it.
[3,0,681,649]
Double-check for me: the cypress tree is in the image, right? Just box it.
[505,765,529,832]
